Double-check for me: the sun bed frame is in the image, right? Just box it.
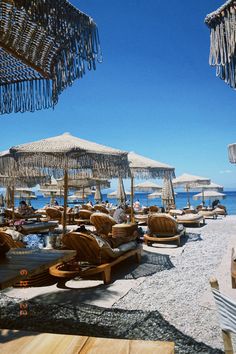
[144,213,185,247]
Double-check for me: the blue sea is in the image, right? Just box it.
[17,191,236,215]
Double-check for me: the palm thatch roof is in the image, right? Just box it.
[128,152,175,179]
[193,190,226,200]
[205,0,236,88]
[134,181,162,191]
[0,133,129,178]
[0,174,50,188]
[0,0,102,114]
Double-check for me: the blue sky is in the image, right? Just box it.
[1,0,236,189]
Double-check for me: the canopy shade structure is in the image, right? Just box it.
[116,177,126,203]
[57,177,110,190]
[134,181,162,192]
[193,190,226,202]
[228,143,236,163]
[205,0,236,89]
[128,152,175,179]
[192,182,224,193]
[0,133,129,179]
[107,190,131,198]
[0,133,129,235]
[0,0,102,114]
[162,178,175,209]
[147,192,162,199]
[173,173,211,207]
[0,174,50,188]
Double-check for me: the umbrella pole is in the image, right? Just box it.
[130,175,134,223]
[186,186,190,208]
[82,186,85,204]
[11,185,15,224]
[202,190,205,207]
[62,169,68,236]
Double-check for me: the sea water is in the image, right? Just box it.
[15,191,236,215]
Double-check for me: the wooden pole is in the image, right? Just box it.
[130,175,134,223]
[186,185,190,208]
[11,185,15,224]
[209,277,234,354]
[82,186,85,204]
[62,170,68,236]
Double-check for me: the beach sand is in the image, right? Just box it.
[1,215,236,352]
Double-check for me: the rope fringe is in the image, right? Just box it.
[0,0,102,114]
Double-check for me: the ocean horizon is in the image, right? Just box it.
[15,190,236,215]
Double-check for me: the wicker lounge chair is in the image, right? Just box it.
[144,213,185,247]
[93,205,109,214]
[50,232,141,284]
[0,231,24,256]
[46,208,63,223]
[149,206,159,213]
[214,206,227,217]
[176,213,205,227]
[75,209,93,225]
[198,210,217,219]
[90,212,117,236]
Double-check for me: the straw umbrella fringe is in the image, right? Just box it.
[0,0,102,114]
[205,0,236,89]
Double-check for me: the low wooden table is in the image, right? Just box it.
[0,249,76,290]
[0,329,175,353]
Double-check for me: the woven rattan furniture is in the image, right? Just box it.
[75,209,93,225]
[176,213,205,227]
[45,208,62,223]
[50,232,141,284]
[149,206,159,213]
[90,212,117,236]
[198,210,217,219]
[93,205,109,214]
[112,223,138,238]
[144,213,185,247]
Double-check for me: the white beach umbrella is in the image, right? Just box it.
[172,173,211,207]
[134,181,162,192]
[107,190,131,198]
[128,152,175,221]
[193,190,226,206]
[191,182,224,206]
[147,192,162,199]
[0,133,129,235]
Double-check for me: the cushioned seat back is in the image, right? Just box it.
[90,212,117,236]
[0,231,24,257]
[93,205,109,214]
[62,232,113,264]
[148,213,178,236]
[78,209,93,220]
[46,208,62,221]
[149,206,159,213]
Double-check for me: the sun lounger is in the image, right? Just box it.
[198,210,217,219]
[90,212,117,236]
[93,205,110,214]
[144,213,185,247]
[50,232,141,284]
[176,213,205,227]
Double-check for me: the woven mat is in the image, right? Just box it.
[113,250,174,280]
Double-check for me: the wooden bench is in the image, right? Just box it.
[0,329,175,353]
[50,248,142,285]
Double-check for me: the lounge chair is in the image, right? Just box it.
[198,209,217,219]
[46,207,62,223]
[176,213,205,227]
[50,231,141,284]
[149,205,159,213]
[144,213,185,247]
[210,277,236,354]
[75,209,93,225]
[214,205,227,217]
[0,231,24,257]
[90,212,117,236]
[93,205,109,214]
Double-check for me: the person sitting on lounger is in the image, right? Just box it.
[113,203,128,224]
[17,201,34,216]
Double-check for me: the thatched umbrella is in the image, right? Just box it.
[193,190,226,206]
[0,0,102,114]
[147,192,162,199]
[134,181,162,192]
[0,133,129,234]
[116,177,126,203]
[128,152,175,221]
[107,190,131,199]
[162,177,175,209]
[205,0,236,89]
[172,173,211,207]
[191,182,224,206]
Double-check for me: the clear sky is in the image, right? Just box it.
[1,0,236,189]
